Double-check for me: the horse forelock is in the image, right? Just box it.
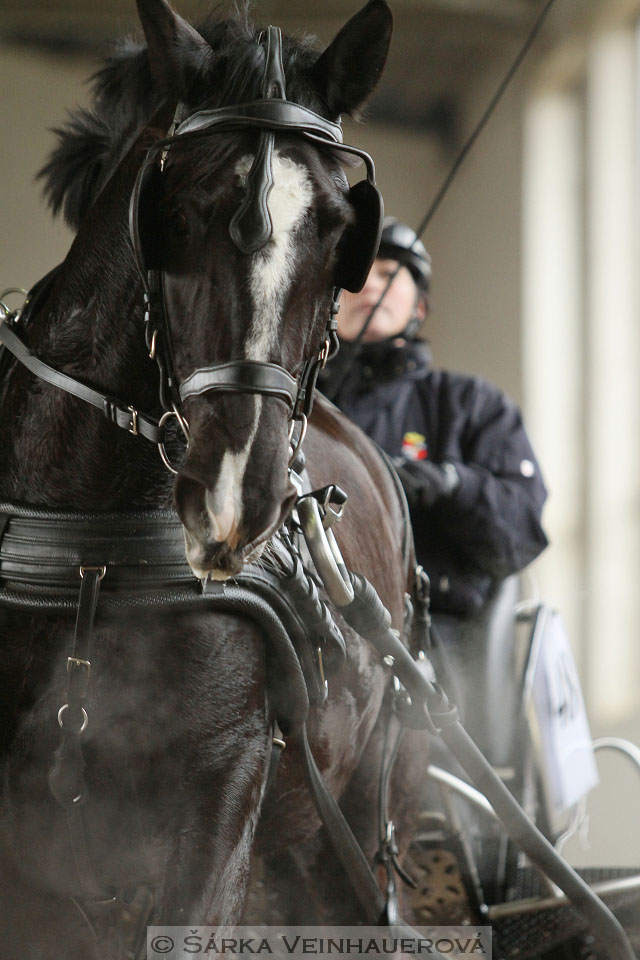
[38,11,325,231]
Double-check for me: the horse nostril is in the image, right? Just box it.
[204,485,241,547]
[174,473,208,540]
[175,465,243,552]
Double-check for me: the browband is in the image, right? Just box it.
[143,116,376,195]
[173,100,343,144]
[144,103,382,183]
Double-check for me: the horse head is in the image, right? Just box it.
[131,0,392,579]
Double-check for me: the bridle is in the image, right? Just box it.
[0,26,383,474]
[130,25,384,472]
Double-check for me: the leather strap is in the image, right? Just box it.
[173,100,343,144]
[49,567,109,899]
[0,266,61,391]
[179,359,298,408]
[297,723,387,923]
[229,121,276,253]
[0,321,164,444]
[229,28,284,254]
[0,502,346,688]
[0,507,191,589]
[168,107,377,184]
[69,568,102,696]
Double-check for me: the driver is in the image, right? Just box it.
[322,217,548,618]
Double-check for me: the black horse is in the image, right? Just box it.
[0,1,428,956]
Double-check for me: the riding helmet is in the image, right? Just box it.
[378,217,431,292]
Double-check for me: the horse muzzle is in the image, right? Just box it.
[174,460,296,580]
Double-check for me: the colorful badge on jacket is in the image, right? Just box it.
[401,432,428,461]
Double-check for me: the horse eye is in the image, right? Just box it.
[169,211,189,237]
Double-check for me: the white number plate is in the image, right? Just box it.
[528,608,599,825]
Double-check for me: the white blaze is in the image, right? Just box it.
[243,152,314,359]
[205,152,312,557]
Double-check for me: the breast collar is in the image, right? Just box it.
[0,499,346,691]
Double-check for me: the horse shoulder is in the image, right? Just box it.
[305,397,410,616]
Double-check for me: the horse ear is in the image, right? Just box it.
[136,0,211,96]
[311,0,392,118]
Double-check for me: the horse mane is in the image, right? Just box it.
[38,5,323,230]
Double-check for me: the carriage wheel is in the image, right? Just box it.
[403,842,476,926]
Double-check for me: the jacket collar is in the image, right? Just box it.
[346,338,431,389]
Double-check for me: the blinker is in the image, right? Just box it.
[129,31,383,288]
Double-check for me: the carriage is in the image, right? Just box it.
[0,1,637,958]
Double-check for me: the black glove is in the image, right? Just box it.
[392,458,460,509]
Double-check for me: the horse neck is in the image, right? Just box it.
[0,155,174,511]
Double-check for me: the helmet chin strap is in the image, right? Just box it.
[401,299,424,341]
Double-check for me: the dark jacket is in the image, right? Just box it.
[326,339,548,615]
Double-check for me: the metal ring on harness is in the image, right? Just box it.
[296,495,354,607]
[0,288,27,319]
[157,406,190,475]
[58,704,89,733]
[288,414,307,467]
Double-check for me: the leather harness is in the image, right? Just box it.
[0,497,353,948]
[0,493,427,951]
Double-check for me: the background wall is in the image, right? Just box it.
[1,47,90,284]
[1,0,639,870]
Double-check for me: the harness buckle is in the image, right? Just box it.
[102,399,141,439]
[67,656,91,676]
[67,657,92,699]
[79,565,107,581]
[128,405,139,436]
[318,484,347,529]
